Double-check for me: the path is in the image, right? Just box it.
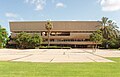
[0,49,119,62]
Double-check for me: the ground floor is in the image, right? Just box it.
[9,34,99,48]
[8,41,99,48]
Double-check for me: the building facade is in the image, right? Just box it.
[9,21,101,48]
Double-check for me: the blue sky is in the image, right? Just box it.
[0,0,120,34]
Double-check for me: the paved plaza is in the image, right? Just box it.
[0,49,120,62]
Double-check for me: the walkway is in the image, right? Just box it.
[0,49,119,62]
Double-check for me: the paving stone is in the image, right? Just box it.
[0,49,116,62]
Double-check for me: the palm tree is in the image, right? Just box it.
[101,17,109,39]
[101,17,119,48]
[45,21,53,47]
[101,17,108,28]
[107,20,119,38]
[101,17,119,39]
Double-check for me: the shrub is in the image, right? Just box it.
[118,48,120,50]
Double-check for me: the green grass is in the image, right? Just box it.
[0,58,120,77]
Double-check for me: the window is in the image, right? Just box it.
[50,32,70,36]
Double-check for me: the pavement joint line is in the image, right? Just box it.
[8,54,33,61]
[86,56,96,62]
[40,50,48,54]
[83,49,104,58]
[50,58,54,62]
[83,50,114,62]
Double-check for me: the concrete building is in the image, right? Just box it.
[9,21,101,48]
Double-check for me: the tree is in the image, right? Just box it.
[45,21,53,47]
[101,17,119,39]
[101,17,119,48]
[101,17,109,39]
[29,34,42,48]
[15,32,30,49]
[108,38,120,49]
[90,30,103,52]
[101,17,108,27]
[15,32,42,49]
[118,35,120,48]
[107,20,119,38]
[0,25,8,48]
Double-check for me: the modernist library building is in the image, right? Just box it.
[9,21,101,48]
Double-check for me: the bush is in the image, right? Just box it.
[118,48,120,50]
[108,39,119,49]
[101,38,120,49]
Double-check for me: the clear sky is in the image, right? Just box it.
[0,0,120,34]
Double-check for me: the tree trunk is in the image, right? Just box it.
[48,31,50,47]
[95,43,97,52]
[92,45,95,53]
[92,42,97,53]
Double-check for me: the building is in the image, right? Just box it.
[9,21,101,48]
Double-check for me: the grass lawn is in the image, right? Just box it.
[0,58,120,77]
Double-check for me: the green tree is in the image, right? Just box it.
[15,32,30,49]
[108,38,120,49]
[15,32,42,49]
[101,17,108,28]
[0,25,8,48]
[90,30,103,52]
[101,17,109,39]
[101,17,119,48]
[107,20,119,38]
[45,21,53,47]
[29,34,42,48]
[118,36,120,48]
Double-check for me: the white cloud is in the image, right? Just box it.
[5,13,18,18]
[7,17,24,22]
[5,12,24,21]
[56,2,65,8]
[35,4,43,10]
[99,0,120,11]
[25,0,66,11]
[25,0,46,11]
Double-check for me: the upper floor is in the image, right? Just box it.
[9,21,101,32]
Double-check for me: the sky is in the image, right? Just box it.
[0,0,120,34]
